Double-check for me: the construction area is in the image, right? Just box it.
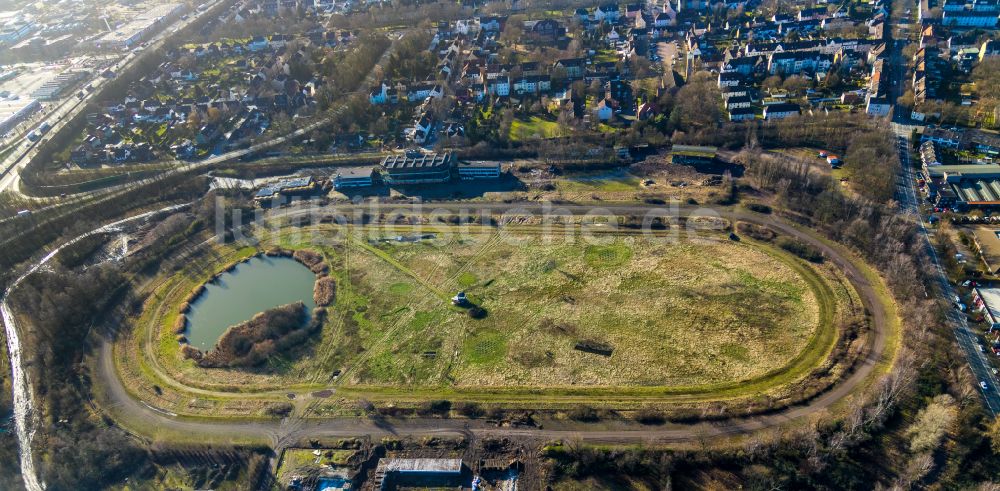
[276,437,526,491]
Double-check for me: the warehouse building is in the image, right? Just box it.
[94,2,185,50]
[923,163,1000,209]
[0,98,40,135]
[253,176,320,204]
[95,20,151,50]
[456,161,502,179]
[373,458,465,490]
[972,227,1000,275]
[973,286,1000,330]
[31,71,88,100]
[333,167,375,190]
[381,152,453,184]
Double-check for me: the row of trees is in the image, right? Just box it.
[737,128,1000,487]
[11,263,145,490]
[1,190,261,489]
[0,172,208,273]
[0,331,24,487]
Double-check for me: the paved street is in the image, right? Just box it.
[885,2,1000,416]
[893,130,1000,415]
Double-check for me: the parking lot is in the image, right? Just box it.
[0,64,61,98]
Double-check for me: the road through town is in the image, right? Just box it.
[885,10,1000,414]
[892,129,1000,416]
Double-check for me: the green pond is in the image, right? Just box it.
[185,256,316,350]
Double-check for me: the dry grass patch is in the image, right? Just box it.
[314,277,336,306]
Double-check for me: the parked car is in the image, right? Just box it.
[982,381,989,390]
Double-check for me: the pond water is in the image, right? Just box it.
[185,256,316,350]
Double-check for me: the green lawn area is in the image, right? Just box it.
[594,49,620,63]
[597,122,618,133]
[556,169,641,193]
[276,449,355,483]
[509,116,571,141]
[126,223,855,413]
[334,231,827,389]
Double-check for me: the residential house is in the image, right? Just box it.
[529,19,564,38]
[763,102,801,119]
[637,101,657,120]
[512,75,551,95]
[411,111,434,144]
[485,76,510,96]
[956,47,980,71]
[772,13,794,24]
[595,98,614,121]
[249,36,269,51]
[744,40,825,57]
[948,31,982,54]
[798,7,828,20]
[595,4,621,22]
[407,83,444,101]
[654,11,675,27]
[726,95,752,109]
[369,82,398,104]
[519,61,542,76]
[478,16,506,32]
[717,71,745,87]
[913,46,945,104]
[722,86,749,99]
[921,127,962,148]
[554,58,587,80]
[921,140,943,166]
[728,107,757,121]
[767,51,833,74]
[606,80,633,104]
[721,55,760,76]
[970,131,1000,157]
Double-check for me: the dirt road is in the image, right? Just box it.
[92,203,895,446]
